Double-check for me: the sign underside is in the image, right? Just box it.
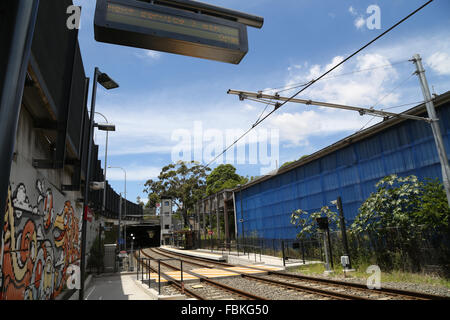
[94,0,249,64]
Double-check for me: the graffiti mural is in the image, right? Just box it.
[0,180,81,300]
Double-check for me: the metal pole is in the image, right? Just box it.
[327,228,334,269]
[97,222,102,275]
[95,112,109,218]
[124,170,127,249]
[148,260,150,288]
[138,250,141,280]
[322,232,331,271]
[80,67,100,300]
[209,199,212,252]
[240,188,245,246]
[115,193,122,273]
[301,239,305,265]
[337,196,351,269]
[158,260,161,295]
[180,260,184,294]
[412,54,450,208]
[0,1,39,296]
[281,240,286,267]
[130,238,134,271]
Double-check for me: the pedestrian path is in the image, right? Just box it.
[85,273,153,300]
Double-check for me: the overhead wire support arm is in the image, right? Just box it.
[227,89,433,123]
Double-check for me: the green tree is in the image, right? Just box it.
[205,164,247,195]
[145,193,160,209]
[290,205,339,239]
[351,174,449,236]
[136,196,145,208]
[143,161,210,227]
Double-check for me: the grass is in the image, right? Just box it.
[291,262,450,289]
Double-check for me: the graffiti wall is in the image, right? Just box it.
[0,179,81,300]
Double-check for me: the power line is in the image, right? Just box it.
[266,60,409,95]
[355,72,416,132]
[204,0,434,169]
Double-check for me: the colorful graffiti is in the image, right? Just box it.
[0,180,81,300]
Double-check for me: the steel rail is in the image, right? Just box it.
[152,248,363,300]
[269,271,450,300]
[135,251,204,300]
[153,247,450,300]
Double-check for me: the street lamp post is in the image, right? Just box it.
[79,67,118,301]
[92,113,115,276]
[94,112,115,217]
[115,192,122,273]
[109,165,127,248]
[130,234,135,271]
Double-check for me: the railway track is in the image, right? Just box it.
[135,252,202,299]
[147,248,364,300]
[152,247,449,300]
[139,249,267,300]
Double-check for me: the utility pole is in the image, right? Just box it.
[412,54,450,208]
[336,197,352,270]
[115,193,122,273]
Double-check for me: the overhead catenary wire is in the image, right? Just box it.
[355,72,417,133]
[266,60,410,95]
[203,0,434,169]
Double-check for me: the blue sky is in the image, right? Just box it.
[73,0,450,206]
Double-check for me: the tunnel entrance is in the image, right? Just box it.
[124,224,160,250]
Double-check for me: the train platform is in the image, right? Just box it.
[161,246,320,269]
[160,246,226,261]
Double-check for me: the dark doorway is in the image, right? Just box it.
[125,224,160,250]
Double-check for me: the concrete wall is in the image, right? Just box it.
[160,198,173,244]
[0,107,99,300]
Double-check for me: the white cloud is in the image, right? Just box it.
[146,51,161,59]
[284,53,399,105]
[268,110,368,147]
[354,16,366,29]
[426,52,450,76]
[107,165,160,181]
[348,6,365,30]
[266,53,405,146]
[244,104,257,111]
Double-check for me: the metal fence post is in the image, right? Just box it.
[147,260,150,288]
[180,259,184,294]
[141,258,144,282]
[137,250,141,280]
[301,239,305,264]
[281,240,286,267]
[337,196,351,269]
[327,229,334,269]
[158,260,161,295]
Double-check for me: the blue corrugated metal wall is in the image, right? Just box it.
[235,101,450,240]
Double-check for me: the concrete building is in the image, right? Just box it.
[0,0,142,300]
[160,197,174,245]
[196,189,236,247]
